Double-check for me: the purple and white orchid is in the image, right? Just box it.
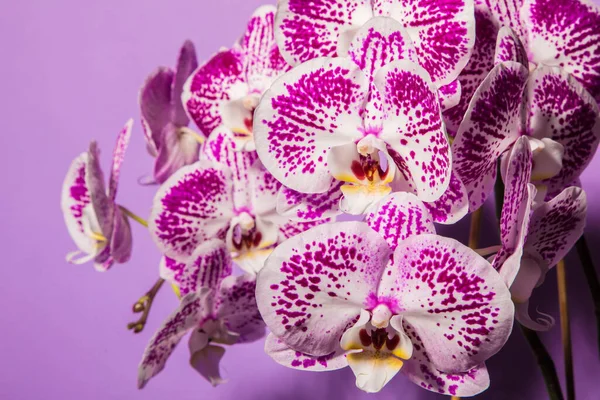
[138,269,265,388]
[493,137,587,330]
[149,132,328,277]
[61,120,133,271]
[445,0,600,137]
[140,40,204,184]
[254,17,457,216]
[58,3,600,397]
[452,28,600,211]
[182,6,289,151]
[257,193,514,395]
[484,0,600,102]
[275,0,475,94]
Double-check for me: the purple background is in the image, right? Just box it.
[1,0,599,398]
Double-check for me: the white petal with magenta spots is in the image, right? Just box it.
[149,160,235,259]
[375,60,450,202]
[254,57,369,194]
[380,234,514,373]
[256,221,392,356]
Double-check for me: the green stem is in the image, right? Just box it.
[520,326,565,400]
[119,205,148,228]
[575,235,600,357]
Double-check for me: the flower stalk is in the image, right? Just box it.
[520,325,564,400]
[127,278,165,334]
[468,208,483,250]
[119,205,148,228]
[575,235,600,357]
[556,260,574,400]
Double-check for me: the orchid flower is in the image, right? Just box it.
[255,17,462,216]
[493,137,587,330]
[182,6,289,151]
[140,41,204,184]
[149,131,328,277]
[452,28,600,211]
[274,0,475,108]
[61,120,133,271]
[138,268,265,388]
[445,0,600,137]
[483,0,600,103]
[443,4,500,137]
[257,193,514,395]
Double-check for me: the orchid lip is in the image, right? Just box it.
[229,213,263,253]
[341,309,413,362]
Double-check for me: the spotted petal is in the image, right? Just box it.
[438,80,462,112]
[254,57,369,193]
[275,0,373,66]
[108,119,133,200]
[493,137,535,286]
[424,171,469,224]
[525,186,587,271]
[61,153,96,256]
[484,0,527,42]
[240,5,289,92]
[365,192,435,251]
[380,234,514,373]
[443,7,499,137]
[183,49,245,137]
[521,0,600,101]
[202,129,259,208]
[248,160,281,220]
[149,160,234,259]
[265,333,348,371]
[402,345,490,397]
[159,256,186,285]
[277,180,344,222]
[348,17,417,79]
[525,65,600,195]
[494,26,528,67]
[176,240,232,296]
[216,274,265,343]
[138,289,212,389]
[375,60,450,202]
[373,0,476,87]
[256,221,392,356]
[452,62,528,210]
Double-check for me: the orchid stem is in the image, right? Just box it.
[474,245,502,257]
[557,260,575,400]
[520,325,564,400]
[468,207,483,249]
[574,235,600,357]
[494,160,505,222]
[127,278,165,334]
[119,205,148,228]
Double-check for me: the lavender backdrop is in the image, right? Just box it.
[1,0,599,399]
